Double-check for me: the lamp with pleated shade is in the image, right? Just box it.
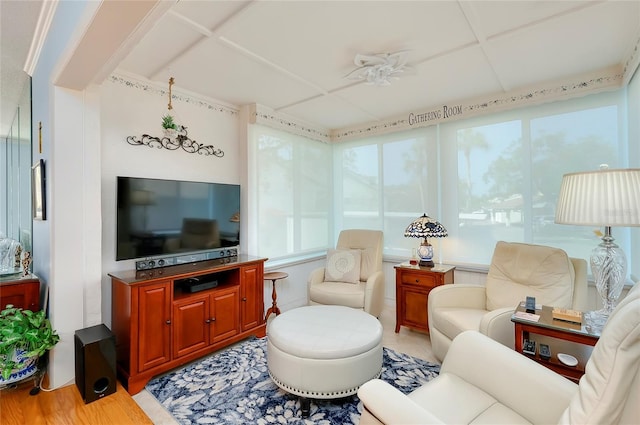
[555,165,640,328]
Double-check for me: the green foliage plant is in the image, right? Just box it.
[162,114,178,130]
[0,305,60,380]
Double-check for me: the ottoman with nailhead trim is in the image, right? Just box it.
[266,305,383,416]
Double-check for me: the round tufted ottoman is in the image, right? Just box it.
[267,305,383,416]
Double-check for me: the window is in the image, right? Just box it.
[252,86,637,280]
[334,89,634,277]
[333,128,439,257]
[250,125,331,260]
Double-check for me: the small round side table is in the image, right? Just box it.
[264,271,288,320]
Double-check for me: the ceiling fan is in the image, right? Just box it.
[345,51,411,86]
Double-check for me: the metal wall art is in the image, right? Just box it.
[126,126,224,157]
[126,77,224,158]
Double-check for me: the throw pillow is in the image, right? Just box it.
[324,249,362,284]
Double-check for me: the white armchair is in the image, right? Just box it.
[358,281,640,424]
[308,229,384,317]
[428,241,588,361]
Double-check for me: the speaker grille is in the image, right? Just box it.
[74,324,116,404]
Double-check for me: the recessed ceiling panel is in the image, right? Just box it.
[468,1,593,38]
[487,2,640,90]
[166,38,322,109]
[172,0,251,32]
[118,14,203,78]
[218,1,478,91]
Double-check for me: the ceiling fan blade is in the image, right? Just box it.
[354,53,387,67]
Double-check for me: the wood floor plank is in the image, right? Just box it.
[0,379,152,425]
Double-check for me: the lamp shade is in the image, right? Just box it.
[404,214,448,238]
[555,168,640,227]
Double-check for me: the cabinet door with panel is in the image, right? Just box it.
[137,281,172,372]
[210,286,239,343]
[240,264,264,331]
[173,293,209,359]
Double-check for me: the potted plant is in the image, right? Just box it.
[162,114,180,140]
[161,114,177,130]
[0,305,60,383]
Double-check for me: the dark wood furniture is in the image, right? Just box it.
[0,274,40,311]
[110,255,267,395]
[394,263,455,333]
[512,304,599,383]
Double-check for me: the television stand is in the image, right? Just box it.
[110,255,267,395]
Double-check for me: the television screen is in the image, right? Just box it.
[116,176,240,261]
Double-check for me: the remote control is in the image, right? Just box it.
[539,344,551,360]
[523,339,536,356]
[525,296,536,313]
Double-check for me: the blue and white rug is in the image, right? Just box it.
[146,337,440,424]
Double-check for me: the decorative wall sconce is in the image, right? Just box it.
[126,77,224,158]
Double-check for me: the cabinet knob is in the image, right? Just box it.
[165,320,171,325]
[205,319,210,324]
[242,297,247,301]
[211,317,216,322]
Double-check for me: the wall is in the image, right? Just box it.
[31,0,103,389]
[100,75,241,326]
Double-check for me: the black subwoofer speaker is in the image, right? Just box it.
[74,324,116,404]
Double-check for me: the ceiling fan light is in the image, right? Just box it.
[346,51,411,86]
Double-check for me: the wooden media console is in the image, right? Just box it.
[110,255,267,395]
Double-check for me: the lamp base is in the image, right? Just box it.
[419,259,435,268]
[584,309,609,334]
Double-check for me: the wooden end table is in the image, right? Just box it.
[511,304,600,383]
[264,271,288,320]
[394,263,455,333]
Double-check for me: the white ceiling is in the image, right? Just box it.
[2,1,640,138]
[0,0,43,138]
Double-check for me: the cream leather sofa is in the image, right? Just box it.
[358,281,640,424]
[428,241,588,361]
[308,229,384,317]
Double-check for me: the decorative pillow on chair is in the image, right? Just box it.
[324,249,362,284]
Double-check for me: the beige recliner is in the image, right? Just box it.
[308,229,384,317]
[358,281,640,424]
[428,241,588,361]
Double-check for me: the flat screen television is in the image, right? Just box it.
[116,176,240,261]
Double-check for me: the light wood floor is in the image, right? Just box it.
[0,379,152,425]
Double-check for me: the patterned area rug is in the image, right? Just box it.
[146,337,440,424]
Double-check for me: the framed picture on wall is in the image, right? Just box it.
[32,159,46,220]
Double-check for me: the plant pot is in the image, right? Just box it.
[0,350,38,385]
[163,128,178,140]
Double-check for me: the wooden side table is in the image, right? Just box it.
[394,263,455,333]
[512,304,599,383]
[0,274,40,311]
[264,271,288,320]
